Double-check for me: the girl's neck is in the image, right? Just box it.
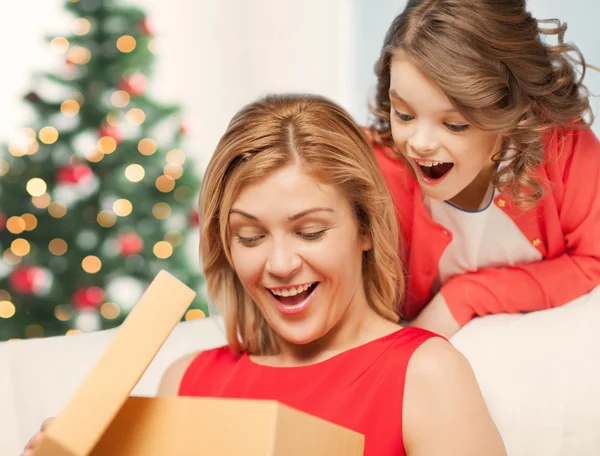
[448,161,497,211]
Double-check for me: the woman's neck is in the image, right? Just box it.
[258,291,400,367]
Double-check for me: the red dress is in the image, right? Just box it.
[179,327,441,456]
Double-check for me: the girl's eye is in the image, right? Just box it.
[236,235,263,246]
[445,123,470,132]
[298,230,326,241]
[393,110,414,122]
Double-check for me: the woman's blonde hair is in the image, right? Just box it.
[200,94,402,355]
[370,0,596,207]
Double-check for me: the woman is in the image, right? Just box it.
[24,94,506,456]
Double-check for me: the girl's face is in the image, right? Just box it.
[228,165,373,350]
[389,52,502,205]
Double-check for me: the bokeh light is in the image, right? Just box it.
[26,178,47,197]
[113,199,133,217]
[39,126,59,144]
[117,35,136,53]
[82,255,102,273]
[153,241,173,259]
[138,138,157,156]
[124,164,145,182]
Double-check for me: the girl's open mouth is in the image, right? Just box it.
[414,159,454,183]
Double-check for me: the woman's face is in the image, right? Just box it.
[389,51,502,204]
[228,164,372,348]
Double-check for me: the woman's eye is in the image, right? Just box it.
[236,235,263,246]
[393,110,414,122]
[298,230,326,241]
[445,123,470,132]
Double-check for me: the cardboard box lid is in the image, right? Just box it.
[34,270,196,456]
[90,396,365,456]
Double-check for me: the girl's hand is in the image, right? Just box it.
[410,293,460,338]
[21,417,55,456]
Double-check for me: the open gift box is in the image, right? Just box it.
[33,271,364,456]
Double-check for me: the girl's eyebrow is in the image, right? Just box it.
[229,207,334,223]
[389,88,458,113]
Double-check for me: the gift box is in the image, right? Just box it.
[33,270,364,456]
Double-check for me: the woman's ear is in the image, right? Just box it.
[360,230,373,252]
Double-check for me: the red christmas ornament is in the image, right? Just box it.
[56,163,93,185]
[0,212,6,232]
[190,209,199,226]
[117,73,147,97]
[117,233,144,256]
[9,266,49,295]
[139,19,154,35]
[97,124,123,143]
[72,286,105,310]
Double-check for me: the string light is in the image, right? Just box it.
[10,129,39,156]
[48,202,67,218]
[0,159,8,176]
[163,165,183,180]
[126,108,145,125]
[153,241,173,259]
[100,302,120,320]
[0,301,16,319]
[152,202,171,219]
[166,149,185,166]
[98,136,117,154]
[32,193,52,209]
[113,199,133,217]
[138,138,157,156]
[6,217,26,234]
[50,37,69,54]
[111,90,130,108]
[26,178,47,197]
[97,210,117,227]
[67,46,92,65]
[3,249,22,265]
[39,126,59,144]
[73,18,91,36]
[11,239,31,257]
[61,100,80,117]
[21,213,38,231]
[0,291,11,301]
[49,238,68,256]
[82,255,102,273]
[124,164,145,182]
[155,175,175,193]
[54,305,72,321]
[86,149,104,163]
[185,309,205,321]
[106,112,120,127]
[117,35,137,53]
[66,329,83,335]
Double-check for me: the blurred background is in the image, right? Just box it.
[0,0,598,340]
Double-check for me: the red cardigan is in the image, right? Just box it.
[373,127,600,326]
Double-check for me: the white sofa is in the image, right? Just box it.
[2,287,600,456]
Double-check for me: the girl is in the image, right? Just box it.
[370,0,600,337]
[23,95,505,455]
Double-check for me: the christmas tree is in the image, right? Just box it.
[0,0,207,341]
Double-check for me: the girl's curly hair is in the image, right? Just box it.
[369,0,596,207]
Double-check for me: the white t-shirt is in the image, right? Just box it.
[423,184,542,293]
